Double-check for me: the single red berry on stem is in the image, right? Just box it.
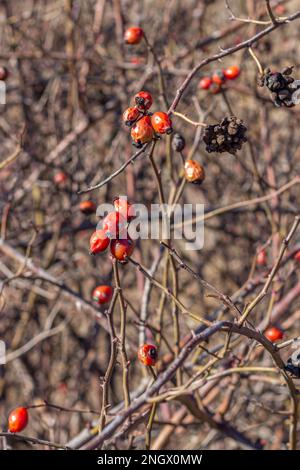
[79,200,96,215]
[294,251,300,262]
[224,65,240,80]
[113,197,136,221]
[134,91,153,111]
[0,66,9,81]
[138,344,158,366]
[122,107,141,127]
[199,76,212,90]
[264,326,284,342]
[131,115,154,147]
[92,285,113,304]
[124,27,144,45]
[151,112,173,135]
[184,160,205,184]
[257,249,267,266]
[110,238,135,263]
[103,211,127,239]
[89,229,110,255]
[54,171,67,185]
[212,69,226,85]
[8,407,28,433]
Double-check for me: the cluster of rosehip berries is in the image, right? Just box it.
[123,91,172,148]
[89,197,135,263]
[199,65,240,94]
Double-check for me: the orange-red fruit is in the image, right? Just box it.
[151,112,173,135]
[124,27,144,45]
[184,160,205,184]
[134,91,153,111]
[54,171,67,185]
[103,211,127,239]
[110,238,135,262]
[79,200,96,215]
[138,344,158,366]
[224,65,240,80]
[92,285,113,304]
[0,66,8,81]
[275,5,286,15]
[199,76,212,90]
[89,230,110,255]
[122,107,140,127]
[113,197,136,221]
[257,249,267,266]
[8,407,28,433]
[209,82,222,95]
[294,251,300,262]
[212,70,225,85]
[131,115,154,147]
[264,326,284,342]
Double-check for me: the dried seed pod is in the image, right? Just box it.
[172,133,185,152]
[259,66,300,108]
[203,116,247,154]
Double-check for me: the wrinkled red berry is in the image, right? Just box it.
[90,230,110,255]
[122,107,141,127]
[134,91,153,111]
[138,344,158,366]
[110,238,135,263]
[151,112,173,135]
[131,115,154,147]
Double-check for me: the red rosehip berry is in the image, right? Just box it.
[151,112,173,135]
[294,251,300,262]
[92,285,113,304]
[199,76,212,90]
[103,211,127,239]
[212,69,226,85]
[124,27,144,45]
[0,66,9,81]
[113,196,136,221]
[89,229,110,255]
[257,249,267,266]
[184,160,205,184]
[131,115,154,147]
[79,200,96,215]
[275,5,286,15]
[54,171,67,185]
[122,107,141,127]
[224,65,240,80]
[264,326,284,342]
[110,238,135,263]
[138,344,158,366]
[8,407,28,433]
[209,82,222,94]
[134,91,153,111]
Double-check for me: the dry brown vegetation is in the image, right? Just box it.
[0,0,300,451]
